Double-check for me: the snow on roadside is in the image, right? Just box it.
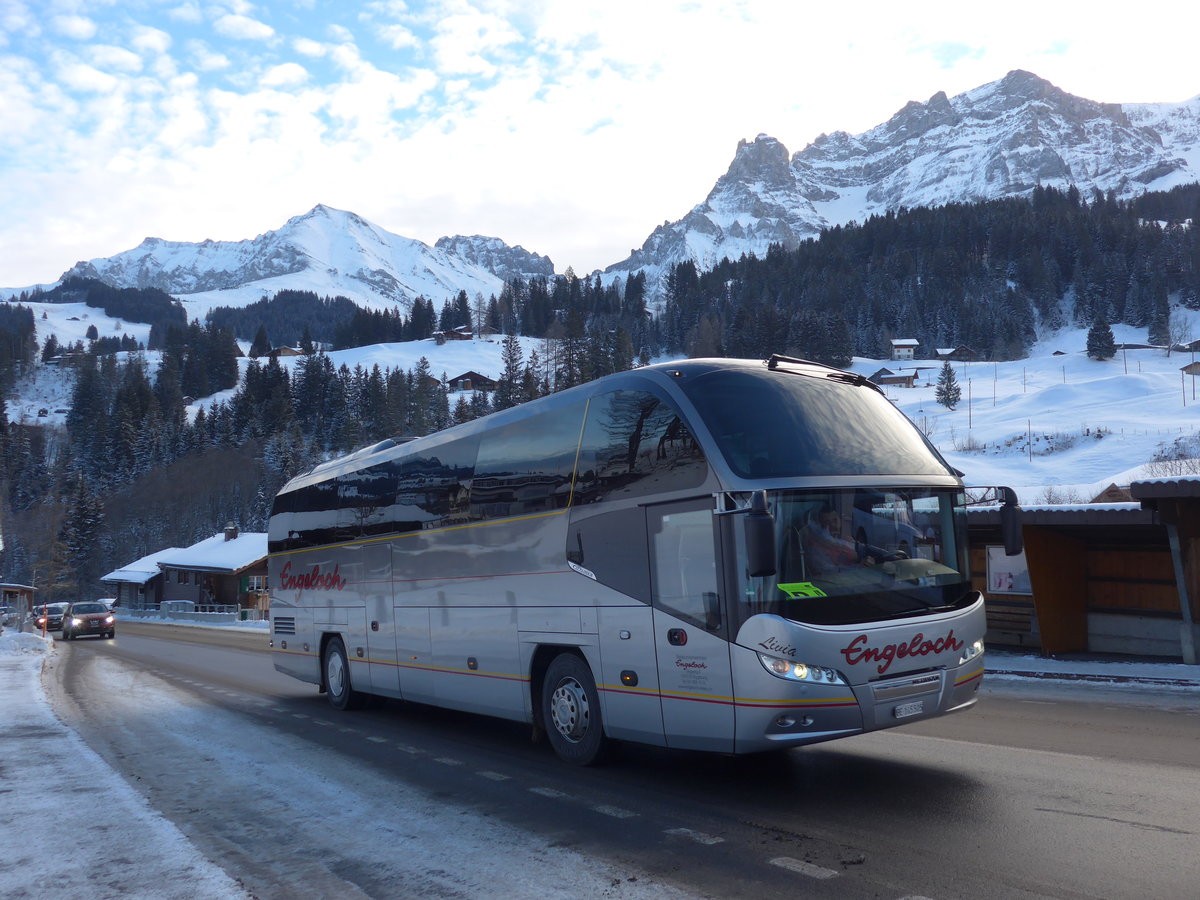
[0,635,251,899]
[0,630,697,899]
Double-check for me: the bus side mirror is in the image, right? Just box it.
[1000,487,1023,556]
[744,490,777,577]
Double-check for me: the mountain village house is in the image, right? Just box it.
[100,547,182,610]
[104,525,267,615]
[867,367,918,389]
[890,338,919,360]
[448,371,499,392]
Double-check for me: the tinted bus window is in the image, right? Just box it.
[471,403,586,521]
[387,436,479,532]
[574,390,707,504]
[677,368,949,477]
[332,464,400,541]
[269,480,342,552]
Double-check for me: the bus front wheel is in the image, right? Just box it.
[542,653,609,766]
[324,636,368,711]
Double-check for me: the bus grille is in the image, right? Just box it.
[273,616,296,635]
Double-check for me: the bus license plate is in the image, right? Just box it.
[893,700,924,719]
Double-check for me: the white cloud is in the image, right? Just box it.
[213,13,275,42]
[51,14,98,41]
[168,2,204,25]
[429,7,521,77]
[57,61,119,93]
[187,40,231,71]
[378,23,418,50]
[90,45,144,74]
[293,37,327,57]
[261,62,309,88]
[132,26,173,55]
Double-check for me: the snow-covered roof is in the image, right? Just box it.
[891,338,919,347]
[153,533,267,574]
[101,547,184,585]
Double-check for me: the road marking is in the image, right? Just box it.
[593,804,637,819]
[394,744,423,755]
[769,857,839,880]
[477,771,510,781]
[530,787,569,799]
[434,756,464,766]
[366,735,387,743]
[312,719,333,727]
[665,828,724,845]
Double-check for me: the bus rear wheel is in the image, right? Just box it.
[324,636,368,711]
[542,653,609,766]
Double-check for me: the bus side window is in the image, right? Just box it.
[649,504,721,633]
[472,403,585,521]
[567,507,651,603]
[576,390,708,506]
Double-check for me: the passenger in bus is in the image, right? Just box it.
[803,504,880,575]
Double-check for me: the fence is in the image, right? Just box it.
[123,604,266,624]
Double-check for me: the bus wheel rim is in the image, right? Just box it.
[327,651,346,697]
[550,677,589,742]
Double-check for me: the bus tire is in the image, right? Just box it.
[542,653,609,766]
[324,636,368,711]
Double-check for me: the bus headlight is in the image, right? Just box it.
[958,639,984,665]
[758,653,846,685]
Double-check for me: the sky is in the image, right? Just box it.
[2,1,1199,288]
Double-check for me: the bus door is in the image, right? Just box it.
[359,541,399,696]
[648,499,735,752]
[334,542,399,696]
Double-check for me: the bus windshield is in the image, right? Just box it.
[675,366,950,478]
[735,488,972,627]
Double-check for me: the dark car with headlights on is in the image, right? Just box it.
[61,601,116,640]
[35,603,69,632]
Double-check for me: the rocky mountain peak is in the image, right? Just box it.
[604,71,1198,292]
[434,235,555,282]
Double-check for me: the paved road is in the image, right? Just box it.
[48,623,1200,899]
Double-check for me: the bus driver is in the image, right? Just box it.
[804,504,879,575]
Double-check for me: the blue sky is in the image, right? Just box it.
[2,0,1198,287]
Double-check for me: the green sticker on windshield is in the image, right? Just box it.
[777,582,827,599]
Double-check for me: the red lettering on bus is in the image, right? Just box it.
[279,561,347,592]
[839,630,963,675]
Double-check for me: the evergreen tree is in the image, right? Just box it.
[493,334,524,411]
[935,361,962,410]
[1086,314,1116,360]
[250,324,272,358]
[41,333,60,364]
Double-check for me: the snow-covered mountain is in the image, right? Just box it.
[9,71,1199,312]
[433,235,554,283]
[55,204,554,313]
[605,70,1200,286]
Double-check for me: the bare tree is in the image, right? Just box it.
[1167,310,1193,357]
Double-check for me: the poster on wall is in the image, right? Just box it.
[987,545,1031,595]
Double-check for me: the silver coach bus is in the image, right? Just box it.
[268,355,1022,765]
